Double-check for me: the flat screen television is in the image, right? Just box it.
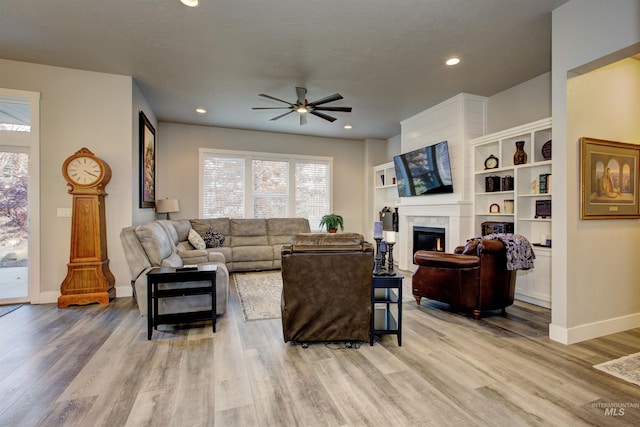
[393,141,453,197]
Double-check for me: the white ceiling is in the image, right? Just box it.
[0,0,570,140]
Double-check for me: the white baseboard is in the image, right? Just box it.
[116,285,133,298]
[550,312,640,345]
[34,286,132,305]
[515,293,551,309]
[36,291,59,304]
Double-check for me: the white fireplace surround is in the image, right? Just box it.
[397,202,473,271]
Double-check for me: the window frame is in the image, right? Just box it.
[199,148,333,225]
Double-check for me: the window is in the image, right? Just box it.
[0,101,31,132]
[200,149,332,229]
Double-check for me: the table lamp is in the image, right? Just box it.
[156,198,179,219]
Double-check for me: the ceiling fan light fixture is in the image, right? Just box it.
[296,107,308,113]
[445,57,461,66]
[180,0,199,7]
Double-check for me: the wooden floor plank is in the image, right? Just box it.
[2,273,640,426]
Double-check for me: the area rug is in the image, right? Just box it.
[233,271,413,322]
[233,271,283,321]
[594,352,640,387]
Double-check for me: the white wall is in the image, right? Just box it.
[0,59,134,302]
[567,58,640,326]
[551,0,640,344]
[487,72,551,134]
[157,123,370,235]
[132,81,157,227]
[364,138,389,237]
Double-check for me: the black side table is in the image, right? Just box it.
[370,273,403,346]
[146,267,217,340]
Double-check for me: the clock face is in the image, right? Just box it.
[484,155,499,170]
[66,156,102,186]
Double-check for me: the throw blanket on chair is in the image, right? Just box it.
[465,233,535,270]
[483,233,535,270]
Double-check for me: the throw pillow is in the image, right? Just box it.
[188,228,206,250]
[203,227,225,248]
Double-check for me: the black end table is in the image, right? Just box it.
[370,273,403,346]
[146,266,217,340]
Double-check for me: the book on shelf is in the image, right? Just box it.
[539,173,551,194]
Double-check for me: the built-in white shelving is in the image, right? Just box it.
[470,117,552,307]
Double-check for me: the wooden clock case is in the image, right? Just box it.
[59,148,115,308]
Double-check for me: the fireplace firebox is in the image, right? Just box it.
[413,226,445,263]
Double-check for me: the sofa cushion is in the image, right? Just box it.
[267,218,311,245]
[134,222,174,266]
[161,252,183,268]
[232,245,272,262]
[190,218,231,244]
[188,228,206,250]
[231,219,268,246]
[170,219,193,242]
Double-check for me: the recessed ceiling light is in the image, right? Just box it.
[445,57,460,66]
[196,108,206,114]
[180,0,199,7]
[344,125,352,129]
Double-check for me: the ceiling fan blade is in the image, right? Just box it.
[270,110,295,121]
[252,107,292,110]
[312,106,352,112]
[310,110,337,122]
[308,93,343,107]
[259,93,294,106]
[296,87,307,106]
[300,113,308,126]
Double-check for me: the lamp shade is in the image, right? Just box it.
[156,198,179,214]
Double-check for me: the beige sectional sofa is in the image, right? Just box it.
[188,217,311,272]
[120,217,310,317]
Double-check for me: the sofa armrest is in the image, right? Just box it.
[413,251,480,269]
[207,251,226,264]
[178,249,209,265]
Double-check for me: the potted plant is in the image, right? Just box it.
[319,213,344,233]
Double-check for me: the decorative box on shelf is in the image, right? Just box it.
[481,221,514,236]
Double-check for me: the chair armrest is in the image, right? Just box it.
[479,239,506,254]
[414,251,480,269]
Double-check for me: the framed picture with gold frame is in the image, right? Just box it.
[580,137,640,219]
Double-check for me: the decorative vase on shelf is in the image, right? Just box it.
[513,140,527,165]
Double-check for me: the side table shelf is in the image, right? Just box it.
[146,267,217,340]
[370,274,403,346]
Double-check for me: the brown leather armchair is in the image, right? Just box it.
[412,239,516,320]
[281,233,374,344]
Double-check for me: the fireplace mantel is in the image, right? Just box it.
[397,202,473,270]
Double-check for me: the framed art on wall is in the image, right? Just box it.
[580,137,640,219]
[139,111,156,208]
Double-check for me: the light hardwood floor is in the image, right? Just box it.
[1,274,640,426]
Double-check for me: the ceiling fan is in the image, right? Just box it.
[252,87,352,125]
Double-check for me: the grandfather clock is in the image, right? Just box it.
[59,148,115,308]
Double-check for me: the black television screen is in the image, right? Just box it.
[393,141,453,197]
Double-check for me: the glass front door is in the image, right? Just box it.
[0,149,29,301]
[0,89,39,304]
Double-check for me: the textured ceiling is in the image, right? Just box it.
[0,0,570,140]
